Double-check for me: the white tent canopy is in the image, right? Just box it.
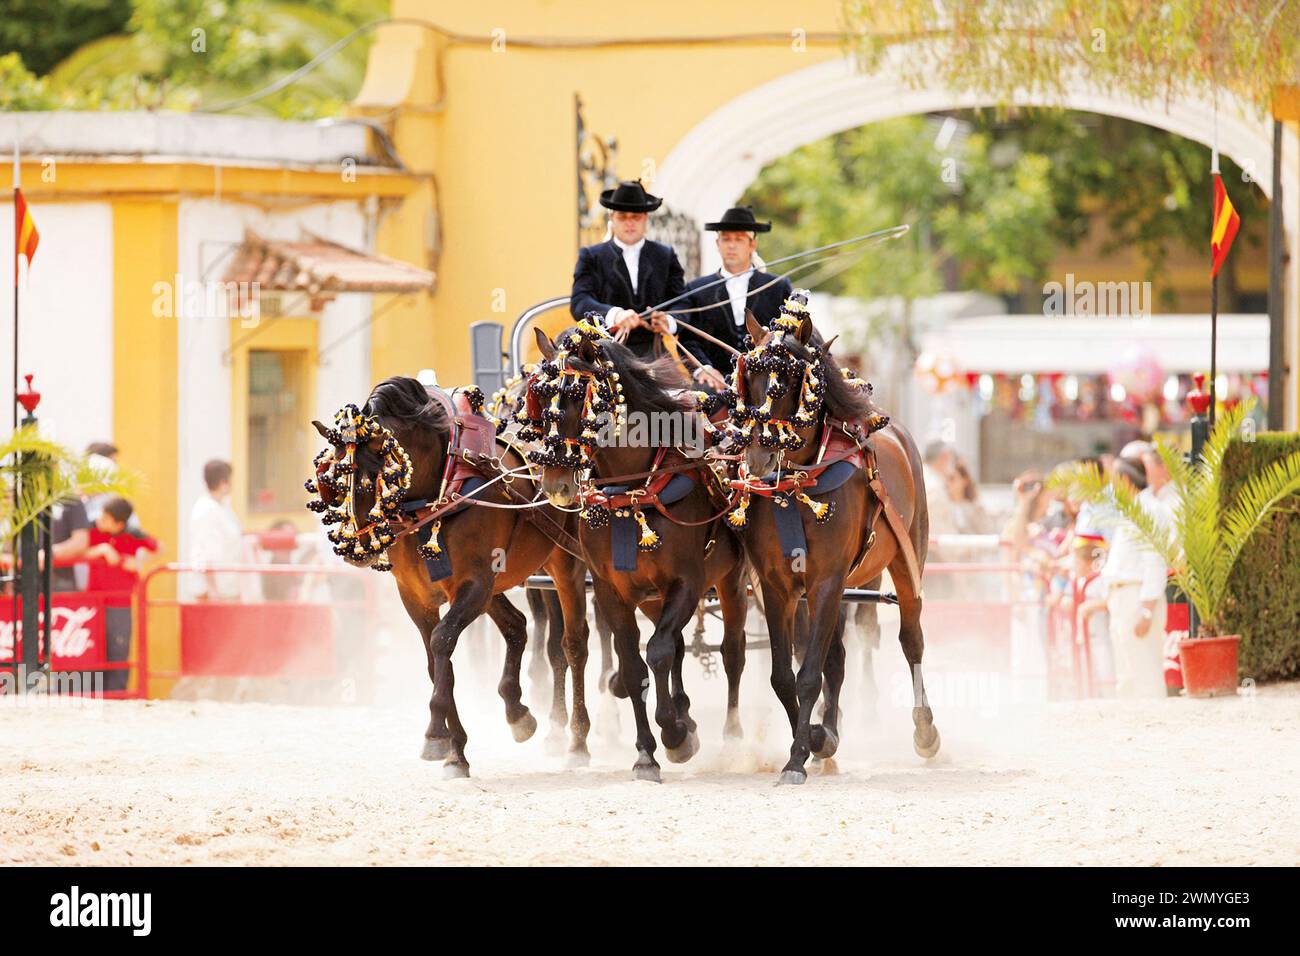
[920,315,1269,374]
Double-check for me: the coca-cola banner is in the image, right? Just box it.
[0,594,108,670]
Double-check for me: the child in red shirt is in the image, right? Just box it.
[84,497,158,691]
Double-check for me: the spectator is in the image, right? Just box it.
[1070,534,1115,696]
[188,460,243,601]
[85,496,158,692]
[1099,457,1168,699]
[1121,439,1177,510]
[922,439,958,535]
[945,458,995,534]
[49,496,92,592]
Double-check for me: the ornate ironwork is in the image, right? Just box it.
[647,205,701,278]
[577,94,619,250]
[575,93,700,275]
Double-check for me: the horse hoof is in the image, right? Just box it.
[509,711,538,743]
[723,711,744,741]
[421,737,450,761]
[566,746,591,769]
[633,753,661,783]
[777,769,808,786]
[664,730,700,764]
[443,761,470,780]
[812,726,840,760]
[914,725,941,760]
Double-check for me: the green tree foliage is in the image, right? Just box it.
[0,0,132,76]
[4,0,388,118]
[741,109,1266,316]
[847,0,1300,114]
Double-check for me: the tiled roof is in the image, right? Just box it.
[224,229,434,296]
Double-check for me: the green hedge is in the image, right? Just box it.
[1219,430,1300,682]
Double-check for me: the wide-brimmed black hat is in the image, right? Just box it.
[704,206,771,233]
[600,180,663,213]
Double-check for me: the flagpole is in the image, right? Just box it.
[10,138,17,688]
[12,139,18,435]
[1206,100,1216,429]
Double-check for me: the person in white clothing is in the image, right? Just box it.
[188,459,243,600]
[1099,457,1170,698]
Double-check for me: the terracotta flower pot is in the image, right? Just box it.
[1177,634,1241,698]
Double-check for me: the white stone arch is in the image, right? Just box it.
[654,52,1298,425]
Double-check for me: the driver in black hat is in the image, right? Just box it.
[570,180,684,359]
[673,206,792,390]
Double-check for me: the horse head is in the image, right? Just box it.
[306,376,446,569]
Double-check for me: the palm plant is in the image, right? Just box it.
[1,426,136,546]
[1050,398,1300,638]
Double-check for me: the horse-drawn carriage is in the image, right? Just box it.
[305,288,940,784]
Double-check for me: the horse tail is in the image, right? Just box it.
[891,421,929,572]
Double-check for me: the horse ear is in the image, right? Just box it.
[797,315,814,345]
[576,334,598,363]
[534,327,557,360]
[744,310,768,346]
[311,420,331,441]
[821,334,839,355]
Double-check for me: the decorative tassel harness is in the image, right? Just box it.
[305,403,413,572]
[724,290,889,531]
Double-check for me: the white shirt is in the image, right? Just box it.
[720,266,752,327]
[187,494,244,598]
[613,235,645,290]
[603,236,676,334]
[1099,488,1171,601]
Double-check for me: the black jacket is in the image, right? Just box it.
[672,269,793,372]
[570,239,685,358]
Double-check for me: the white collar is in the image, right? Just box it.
[719,263,753,280]
[613,236,645,255]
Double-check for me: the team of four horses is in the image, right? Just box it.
[306,292,940,784]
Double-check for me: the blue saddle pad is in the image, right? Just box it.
[408,476,488,583]
[602,474,695,572]
[760,460,858,558]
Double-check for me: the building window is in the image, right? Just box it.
[247,349,309,514]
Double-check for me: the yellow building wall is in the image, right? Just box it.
[111,200,180,692]
[356,1,1299,426]
[357,1,852,387]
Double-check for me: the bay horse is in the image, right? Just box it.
[308,376,593,777]
[730,298,940,784]
[528,322,748,782]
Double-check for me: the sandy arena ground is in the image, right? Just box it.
[2,607,1297,866]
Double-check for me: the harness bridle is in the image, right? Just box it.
[306,404,413,570]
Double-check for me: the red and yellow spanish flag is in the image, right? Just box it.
[14,187,39,278]
[1211,173,1240,278]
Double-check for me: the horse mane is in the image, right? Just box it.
[784,326,875,422]
[565,335,692,416]
[364,376,450,437]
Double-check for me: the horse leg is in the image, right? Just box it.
[716,569,748,740]
[812,606,847,760]
[645,580,699,762]
[760,583,800,734]
[554,558,592,766]
[416,620,451,762]
[430,577,492,778]
[669,619,697,737]
[595,598,623,697]
[594,578,659,782]
[538,588,569,755]
[486,593,537,742]
[792,600,811,670]
[525,587,550,695]
[779,574,845,785]
[853,575,883,720]
[892,555,940,759]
